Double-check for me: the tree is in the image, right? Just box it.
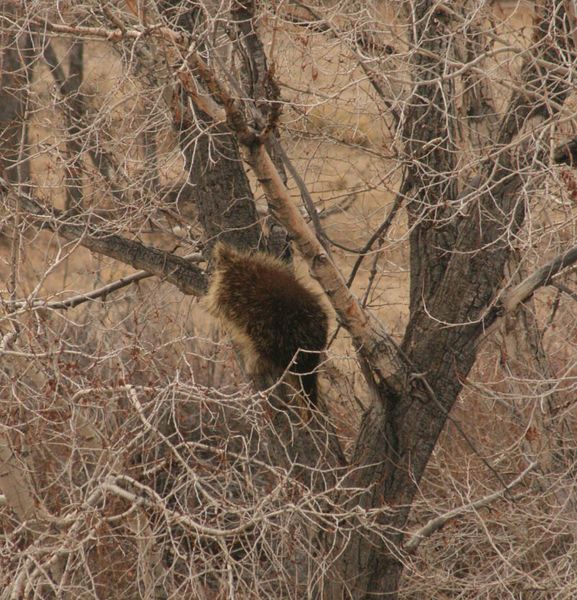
[1,1,577,598]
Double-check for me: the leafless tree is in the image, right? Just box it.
[2,1,577,598]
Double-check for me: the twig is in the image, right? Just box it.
[270,137,328,251]
[346,184,406,288]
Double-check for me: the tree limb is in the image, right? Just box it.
[0,179,208,296]
[404,461,538,553]
[551,281,577,303]
[503,244,577,314]
[4,252,204,312]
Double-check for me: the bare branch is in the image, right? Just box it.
[0,179,208,296]
[503,244,577,313]
[4,3,577,598]
[551,281,577,303]
[405,462,538,553]
[5,252,203,312]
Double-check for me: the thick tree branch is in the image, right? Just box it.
[0,179,208,296]
[503,244,577,313]
[5,252,204,312]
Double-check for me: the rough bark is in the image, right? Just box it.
[402,1,460,318]
[179,115,261,252]
[161,3,262,254]
[326,2,574,597]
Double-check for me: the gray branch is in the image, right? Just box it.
[405,462,538,553]
[0,179,208,297]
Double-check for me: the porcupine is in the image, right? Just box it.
[206,243,329,405]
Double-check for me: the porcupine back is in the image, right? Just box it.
[206,243,328,404]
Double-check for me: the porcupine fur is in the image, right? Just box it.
[206,243,329,405]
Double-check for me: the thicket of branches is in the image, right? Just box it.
[2,1,577,598]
